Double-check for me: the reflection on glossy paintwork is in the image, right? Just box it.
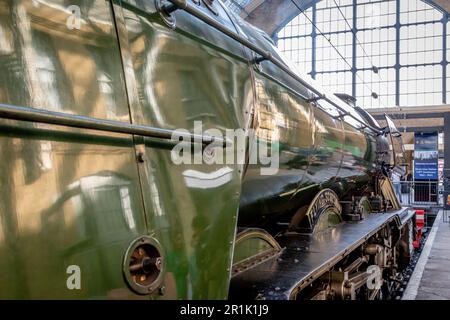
[234,14,378,229]
[0,0,128,119]
[306,106,343,186]
[0,0,393,300]
[239,75,314,225]
[0,126,148,299]
[0,0,147,299]
[118,0,247,299]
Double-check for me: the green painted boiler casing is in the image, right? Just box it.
[0,0,385,299]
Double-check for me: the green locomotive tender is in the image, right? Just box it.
[0,0,415,299]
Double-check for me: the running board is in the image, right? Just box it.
[229,208,413,300]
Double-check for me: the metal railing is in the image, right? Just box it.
[395,181,443,207]
[0,103,229,147]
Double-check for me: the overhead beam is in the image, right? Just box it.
[371,113,445,120]
[376,117,443,127]
[243,0,316,37]
[367,104,450,116]
[384,126,443,133]
[369,107,448,134]
[433,0,450,13]
[242,0,450,37]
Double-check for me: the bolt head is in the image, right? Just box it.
[137,152,145,163]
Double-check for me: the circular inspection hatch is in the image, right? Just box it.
[123,236,165,295]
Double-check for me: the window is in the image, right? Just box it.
[399,65,442,106]
[277,8,313,74]
[276,0,447,108]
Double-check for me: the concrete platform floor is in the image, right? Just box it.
[404,210,450,300]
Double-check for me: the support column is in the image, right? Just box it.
[395,0,401,106]
[444,113,450,192]
[311,2,317,80]
[443,13,447,104]
[352,0,357,98]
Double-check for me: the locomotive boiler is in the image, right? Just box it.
[0,0,414,300]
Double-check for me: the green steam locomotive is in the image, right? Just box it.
[0,0,414,300]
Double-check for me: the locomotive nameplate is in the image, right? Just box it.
[301,189,342,233]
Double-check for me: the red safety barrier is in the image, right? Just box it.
[413,209,425,249]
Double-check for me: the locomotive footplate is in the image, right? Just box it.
[229,208,414,300]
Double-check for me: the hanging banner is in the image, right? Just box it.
[414,132,438,180]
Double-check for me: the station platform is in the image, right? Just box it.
[404,210,450,300]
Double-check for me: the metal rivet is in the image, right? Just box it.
[137,152,145,163]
